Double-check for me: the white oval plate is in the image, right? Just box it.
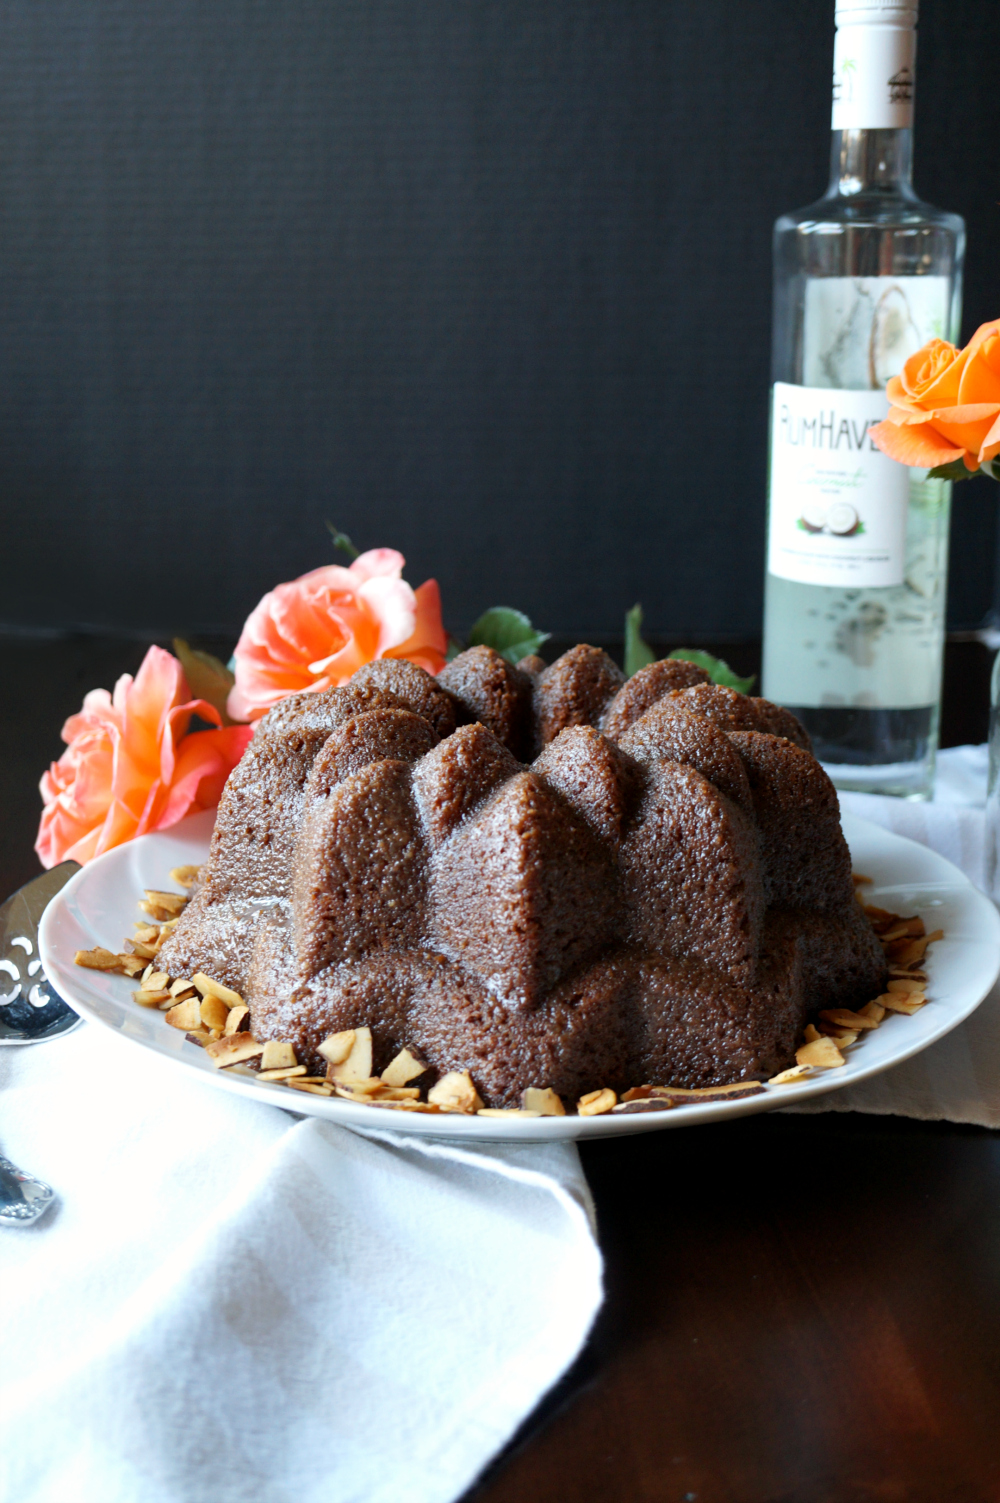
[39,808,1000,1141]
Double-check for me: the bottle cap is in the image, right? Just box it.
[835,0,917,23]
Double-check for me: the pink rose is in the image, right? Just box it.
[227,549,447,722]
[36,646,253,867]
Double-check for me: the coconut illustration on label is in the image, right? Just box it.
[796,501,863,538]
[799,502,828,533]
[826,502,861,536]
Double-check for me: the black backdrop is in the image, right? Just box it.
[0,0,997,644]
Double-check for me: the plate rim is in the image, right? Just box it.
[37,809,1000,1142]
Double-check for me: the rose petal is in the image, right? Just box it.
[924,403,1000,456]
[349,548,406,584]
[869,418,966,468]
[384,578,448,673]
[957,332,1000,407]
[358,575,418,655]
[978,410,1000,466]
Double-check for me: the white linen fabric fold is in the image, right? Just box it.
[789,743,1000,1129]
[0,1024,602,1503]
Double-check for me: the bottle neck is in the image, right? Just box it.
[828,128,914,198]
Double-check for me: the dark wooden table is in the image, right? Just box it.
[5,633,1000,1503]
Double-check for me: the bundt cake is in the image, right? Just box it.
[157,646,886,1106]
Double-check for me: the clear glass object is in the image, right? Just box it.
[763,102,965,800]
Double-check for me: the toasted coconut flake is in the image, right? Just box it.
[133,923,160,944]
[197,994,230,1033]
[205,1032,264,1067]
[796,1036,845,1068]
[170,865,200,887]
[165,997,201,1031]
[74,946,125,972]
[863,904,899,926]
[577,1088,617,1117]
[817,1027,859,1047]
[818,1007,881,1031]
[884,931,942,967]
[144,889,188,915]
[191,973,244,1008]
[326,1027,372,1084]
[144,971,170,993]
[852,873,872,886]
[858,1000,886,1023]
[261,1040,297,1072]
[650,1082,765,1102]
[286,1080,335,1096]
[318,1029,356,1067]
[621,1085,652,1102]
[877,992,926,1016]
[120,956,147,977]
[888,968,927,982]
[365,1098,442,1112]
[333,1077,385,1100]
[521,1086,565,1116]
[137,901,175,922]
[185,1028,213,1046]
[133,988,173,1008]
[126,940,159,960]
[381,1047,429,1088]
[768,1064,815,1085]
[612,1097,675,1114]
[803,1023,822,1044]
[224,1005,249,1036]
[428,1071,483,1114]
[259,1065,308,1082]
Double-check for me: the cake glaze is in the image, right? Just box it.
[158,648,886,1105]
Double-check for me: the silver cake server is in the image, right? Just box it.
[0,861,82,1224]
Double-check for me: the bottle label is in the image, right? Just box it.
[802,275,951,389]
[767,383,908,588]
[832,22,916,130]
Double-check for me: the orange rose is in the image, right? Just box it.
[227,549,447,721]
[36,646,253,867]
[871,319,1000,474]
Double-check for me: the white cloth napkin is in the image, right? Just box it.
[0,1024,602,1503]
[790,744,1000,1129]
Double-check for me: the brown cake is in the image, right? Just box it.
[157,647,886,1106]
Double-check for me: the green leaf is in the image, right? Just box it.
[927,458,983,484]
[668,648,756,695]
[624,604,657,679]
[173,639,236,724]
[325,521,360,560]
[467,607,550,666]
[445,633,464,663]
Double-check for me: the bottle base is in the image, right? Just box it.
[782,704,937,801]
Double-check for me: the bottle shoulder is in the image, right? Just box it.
[775,190,964,239]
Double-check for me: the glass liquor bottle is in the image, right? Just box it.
[761,0,964,799]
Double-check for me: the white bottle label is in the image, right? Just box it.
[832,22,916,130]
[767,383,908,588]
[802,275,950,389]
